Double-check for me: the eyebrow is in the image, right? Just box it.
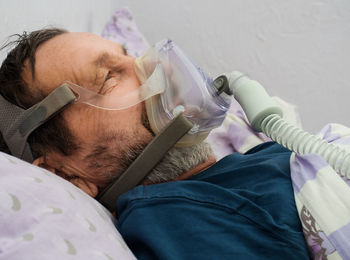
[94,52,110,67]
[94,45,128,67]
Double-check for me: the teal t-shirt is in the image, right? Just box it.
[116,142,309,259]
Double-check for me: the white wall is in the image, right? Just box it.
[1,0,349,133]
[0,0,114,61]
[116,0,350,133]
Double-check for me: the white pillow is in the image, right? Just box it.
[0,151,136,260]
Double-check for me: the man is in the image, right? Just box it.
[0,29,309,259]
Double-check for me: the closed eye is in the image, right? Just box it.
[97,72,112,94]
[100,70,122,95]
[105,72,111,82]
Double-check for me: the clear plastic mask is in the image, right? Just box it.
[135,39,232,146]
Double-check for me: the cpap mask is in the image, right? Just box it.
[95,39,233,208]
[135,39,232,146]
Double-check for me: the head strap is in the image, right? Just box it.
[0,84,76,162]
[97,113,193,211]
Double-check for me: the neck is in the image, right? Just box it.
[142,156,216,185]
[175,156,216,181]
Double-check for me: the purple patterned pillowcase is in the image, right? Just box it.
[0,151,136,260]
[101,7,150,58]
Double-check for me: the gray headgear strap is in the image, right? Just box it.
[0,83,76,162]
[97,113,193,211]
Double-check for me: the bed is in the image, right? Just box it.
[1,8,349,260]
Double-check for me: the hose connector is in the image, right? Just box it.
[224,71,283,132]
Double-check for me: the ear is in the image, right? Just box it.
[70,178,99,197]
[32,155,99,198]
[32,156,58,173]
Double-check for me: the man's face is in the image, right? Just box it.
[25,32,154,190]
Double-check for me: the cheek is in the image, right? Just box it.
[88,105,145,139]
[109,103,144,128]
[62,102,146,145]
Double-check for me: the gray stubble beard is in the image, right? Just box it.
[143,141,214,183]
[140,107,214,183]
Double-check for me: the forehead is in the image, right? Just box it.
[37,32,123,58]
[28,32,123,93]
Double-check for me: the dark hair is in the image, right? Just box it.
[0,28,78,159]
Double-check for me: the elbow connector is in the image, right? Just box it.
[224,71,283,132]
